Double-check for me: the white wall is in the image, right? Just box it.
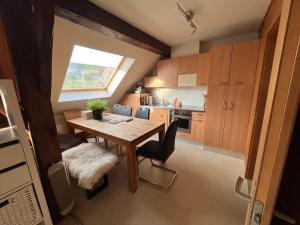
[171,40,200,57]
[51,17,160,113]
[150,86,207,107]
[170,32,259,56]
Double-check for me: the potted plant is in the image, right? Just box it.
[87,99,108,120]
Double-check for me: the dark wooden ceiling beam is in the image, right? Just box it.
[0,0,62,222]
[55,0,171,57]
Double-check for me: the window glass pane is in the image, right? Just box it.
[62,45,123,90]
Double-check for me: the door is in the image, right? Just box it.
[157,58,178,87]
[241,1,300,224]
[208,45,232,86]
[197,52,210,85]
[222,84,253,153]
[204,85,228,148]
[229,39,260,85]
[245,25,279,179]
[271,107,300,225]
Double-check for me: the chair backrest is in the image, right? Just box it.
[120,105,132,117]
[135,107,150,120]
[112,104,122,115]
[160,118,181,163]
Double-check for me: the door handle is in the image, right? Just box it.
[234,176,251,202]
[229,101,234,110]
[222,101,228,110]
[274,210,296,224]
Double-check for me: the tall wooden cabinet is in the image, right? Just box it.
[197,53,210,85]
[209,45,232,86]
[205,39,260,153]
[119,93,150,116]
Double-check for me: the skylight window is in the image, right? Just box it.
[62,45,124,91]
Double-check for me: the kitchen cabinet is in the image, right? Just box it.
[205,39,261,153]
[229,39,260,85]
[149,108,169,129]
[222,84,254,153]
[119,93,150,116]
[144,76,158,88]
[178,55,198,75]
[205,85,228,147]
[177,131,192,139]
[191,112,206,142]
[208,45,232,86]
[157,58,178,87]
[197,52,210,85]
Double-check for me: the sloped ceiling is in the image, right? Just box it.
[51,16,160,113]
[90,0,271,46]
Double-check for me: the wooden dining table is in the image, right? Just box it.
[66,113,165,193]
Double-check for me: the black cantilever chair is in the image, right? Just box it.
[136,118,180,189]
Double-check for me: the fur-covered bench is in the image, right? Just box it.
[62,143,118,199]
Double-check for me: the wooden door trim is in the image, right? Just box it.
[245,0,300,224]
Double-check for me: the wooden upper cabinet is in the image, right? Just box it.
[197,52,210,85]
[208,45,232,86]
[222,84,254,153]
[157,58,178,87]
[229,39,260,85]
[178,55,198,74]
[144,76,158,88]
[204,85,228,148]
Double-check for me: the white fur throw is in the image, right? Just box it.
[62,143,118,190]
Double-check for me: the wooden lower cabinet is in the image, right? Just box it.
[222,84,254,153]
[205,84,254,153]
[191,112,206,142]
[119,93,150,116]
[149,108,169,129]
[204,85,228,148]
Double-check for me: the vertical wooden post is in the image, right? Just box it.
[0,0,62,222]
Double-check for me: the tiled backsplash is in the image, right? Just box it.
[150,86,207,107]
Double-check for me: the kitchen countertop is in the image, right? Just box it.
[141,104,206,112]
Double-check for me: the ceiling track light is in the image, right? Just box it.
[177,2,198,34]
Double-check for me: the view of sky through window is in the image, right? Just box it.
[62,45,124,90]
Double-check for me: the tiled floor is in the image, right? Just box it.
[58,138,247,225]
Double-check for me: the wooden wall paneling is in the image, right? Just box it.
[209,45,232,86]
[229,39,260,85]
[178,54,198,74]
[55,0,170,56]
[197,52,210,85]
[0,0,62,222]
[204,85,228,147]
[222,84,254,153]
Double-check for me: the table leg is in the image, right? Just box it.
[159,126,165,143]
[126,144,138,193]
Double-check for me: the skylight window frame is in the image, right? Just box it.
[61,49,125,92]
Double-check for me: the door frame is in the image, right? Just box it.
[245,0,300,224]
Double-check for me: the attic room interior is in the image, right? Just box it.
[0,0,300,225]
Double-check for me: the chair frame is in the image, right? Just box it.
[137,157,177,189]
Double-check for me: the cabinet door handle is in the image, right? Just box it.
[222,101,228,110]
[229,101,234,110]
